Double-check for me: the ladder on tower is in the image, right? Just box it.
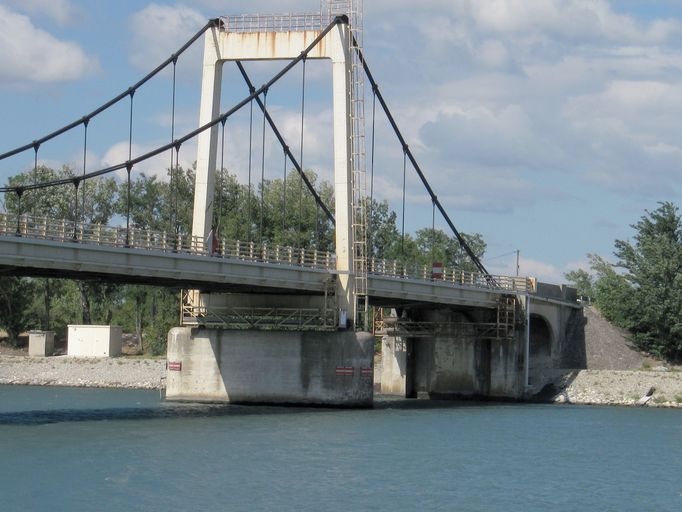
[496,295,517,340]
[323,1,368,328]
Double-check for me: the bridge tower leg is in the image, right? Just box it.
[191,34,223,243]
[190,17,357,324]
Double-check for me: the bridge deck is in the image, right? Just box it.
[0,214,532,307]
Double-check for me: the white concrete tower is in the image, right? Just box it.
[190,9,361,323]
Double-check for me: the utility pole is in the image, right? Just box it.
[516,249,520,277]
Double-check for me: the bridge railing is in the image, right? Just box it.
[368,257,535,293]
[0,214,335,271]
[0,213,532,292]
[219,13,328,33]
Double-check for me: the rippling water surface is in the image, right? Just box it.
[0,385,680,511]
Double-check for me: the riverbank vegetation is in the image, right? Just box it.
[566,202,682,362]
[0,164,484,355]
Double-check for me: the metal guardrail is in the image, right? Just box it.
[219,14,330,33]
[368,258,534,293]
[0,213,534,294]
[0,214,335,271]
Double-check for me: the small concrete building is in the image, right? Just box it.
[67,325,122,357]
[28,331,54,357]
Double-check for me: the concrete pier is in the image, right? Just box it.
[380,310,525,400]
[166,328,374,406]
[380,292,585,401]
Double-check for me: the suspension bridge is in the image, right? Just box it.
[0,2,583,406]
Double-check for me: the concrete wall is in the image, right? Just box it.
[166,328,374,406]
[67,325,122,357]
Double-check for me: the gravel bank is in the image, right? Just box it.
[537,369,682,408]
[583,306,655,369]
[0,355,166,389]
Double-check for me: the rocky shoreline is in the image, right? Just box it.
[536,368,682,408]
[0,355,166,390]
[1,354,681,408]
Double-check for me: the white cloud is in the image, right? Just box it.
[194,0,321,13]
[358,0,682,213]
[215,104,335,187]
[100,140,196,180]
[128,4,207,71]
[5,0,81,26]
[420,104,563,169]
[486,255,593,285]
[519,256,563,283]
[467,0,681,45]
[0,5,97,87]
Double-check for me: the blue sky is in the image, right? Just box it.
[1,0,682,283]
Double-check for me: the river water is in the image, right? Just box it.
[0,385,680,511]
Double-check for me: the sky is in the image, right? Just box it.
[1,0,682,283]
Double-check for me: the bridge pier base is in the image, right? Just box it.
[380,307,526,400]
[165,327,374,406]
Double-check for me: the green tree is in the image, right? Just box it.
[45,280,82,342]
[414,228,486,272]
[588,253,634,328]
[613,202,682,359]
[28,278,67,331]
[143,288,179,356]
[5,165,118,224]
[5,165,75,219]
[367,199,401,260]
[118,166,194,235]
[570,203,682,361]
[0,277,36,346]
[564,268,595,299]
